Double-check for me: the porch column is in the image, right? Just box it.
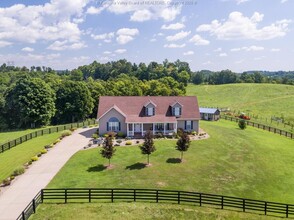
[141,123,143,136]
[132,123,134,136]
[127,123,129,136]
[153,123,155,135]
[164,123,166,135]
[174,122,177,133]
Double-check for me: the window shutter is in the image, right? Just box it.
[145,107,147,116]
[172,107,175,116]
[179,108,182,115]
[153,108,155,115]
[107,122,109,131]
[191,121,194,129]
[119,122,121,131]
[184,121,187,130]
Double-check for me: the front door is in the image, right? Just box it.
[135,124,141,132]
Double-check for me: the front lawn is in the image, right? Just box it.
[48,120,294,203]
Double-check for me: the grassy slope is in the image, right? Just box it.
[30,203,281,220]
[186,83,294,123]
[48,120,294,204]
[0,132,61,181]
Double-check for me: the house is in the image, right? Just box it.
[97,96,200,137]
[199,107,220,121]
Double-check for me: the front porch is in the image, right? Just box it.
[127,122,177,137]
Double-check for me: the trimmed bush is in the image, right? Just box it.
[13,167,25,176]
[238,119,247,130]
[53,139,61,145]
[116,140,122,144]
[125,141,132,145]
[117,132,125,138]
[2,178,11,186]
[31,156,39,162]
[92,133,98,139]
[41,149,47,154]
[10,175,15,181]
[61,130,72,137]
[136,140,140,144]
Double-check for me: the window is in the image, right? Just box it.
[155,123,164,131]
[147,107,154,116]
[186,121,192,130]
[107,117,120,131]
[173,107,181,116]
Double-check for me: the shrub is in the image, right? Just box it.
[37,153,42,157]
[114,144,120,146]
[155,132,163,139]
[61,130,72,137]
[107,131,117,137]
[103,134,109,138]
[191,131,197,136]
[13,167,25,176]
[10,175,15,181]
[2,178,11,186]
[31,156,39,162]
[41,149,47,154]
[136,140,140,144]
[53,139,61,145]
[92,133,98,139]
[117,132,125,138]
[238,119,247,130]
[44,145,52,149]
[116,140,122,144]
[125,141,132,145]
[28,160,32,165]
[70,127,77,132]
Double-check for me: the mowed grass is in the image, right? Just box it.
[186,83,294,123]
[0,132,61,181]
[48,120,294,204]
[30,203,281,220]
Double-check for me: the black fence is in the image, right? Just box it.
[17,188,294,220]
[221,115,294,139]
[0,119,97,154]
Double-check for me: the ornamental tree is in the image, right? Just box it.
[101,135,116,167]
[139,130,156,165]
[176,132,191,162]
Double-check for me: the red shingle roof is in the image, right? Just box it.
[97,96,200,123]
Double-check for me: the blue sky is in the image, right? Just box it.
[0,0,293,72]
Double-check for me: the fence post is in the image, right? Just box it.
[20,137,22,143]
[57,127,59,132]
[156,190,159,203]
[65,189,67,203]
[221,196,224,209]
[111,189,114,202]
[8,142,10,149]
[134,189,136,202]
[30,133,32,139]
[32,198,36,213]
[1,145,4,153]
[15,139,17,146]
[41,130,43,136]
[49,128,51,134]
[22,211,25,220]
[64,125,66,130]
[199,193,202,206]
[286,204,289,218]
[35,131,37,137]
[243,199,245,212]
[41,189,44,202]
[264,202,267,215]
[178,191,180,204]
[89,189,91,203]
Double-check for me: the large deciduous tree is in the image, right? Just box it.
[139,130,156,165]
[54,80,94,124]
[4,77,56,128]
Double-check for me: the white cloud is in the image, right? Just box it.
[231,45,264,52]
[160,7,182,21]
[115,49,127,54]
[130,9,152,22]
[103,51,112,55]
[203,61,212,65]
[150,38,157,42]
[86,6,104,15]
[116,28,139,44]
[164,43,186,48]
[219,53,228,57]
[189,34,210,45]
[183,51,194,56]
[236,0,250,5]
[91,32,115,42]
[271,48,281,52]
[197,11,291,40]
[281,0,288,3]
[254,56,266,60]
[0,41,12,47]
[166,31,191,41]
[47,40,86,51]
[21,47,34,52]
[161,22,185,30]
[0,1,88,44]
[214,47,222,52]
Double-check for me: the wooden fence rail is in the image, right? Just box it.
[0,119,97,154]
[16,188,294,220]
[220,115,294,139]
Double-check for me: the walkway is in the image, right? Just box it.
[0,127,95,220]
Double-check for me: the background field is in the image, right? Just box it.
[30,202,281,220]
[0,132,61,181]
[48,120,294,204]
[187,84,294,130]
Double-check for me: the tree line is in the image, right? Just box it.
[191,70,294,85]
[0,60,188,129]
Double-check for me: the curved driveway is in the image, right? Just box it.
[0,127,95,220]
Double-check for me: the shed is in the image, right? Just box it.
[199,107,220,121]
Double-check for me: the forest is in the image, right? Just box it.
[0,59,293,130]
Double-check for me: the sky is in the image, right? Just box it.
[0,0,293,72]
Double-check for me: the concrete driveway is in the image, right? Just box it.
[0,127,96,220]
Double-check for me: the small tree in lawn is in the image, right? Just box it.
[238,119,247,130]
[101,135,116,167]
[176,132,191,162]
[139,130,156,165]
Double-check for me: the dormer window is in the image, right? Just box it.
[144,100,156,116]
[173,107,181,116]
[147,107,154,116]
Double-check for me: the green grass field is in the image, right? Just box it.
[186,83,294,129]
[30,202,281,220]
[48,120,294,204]
[0,132,61,181]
